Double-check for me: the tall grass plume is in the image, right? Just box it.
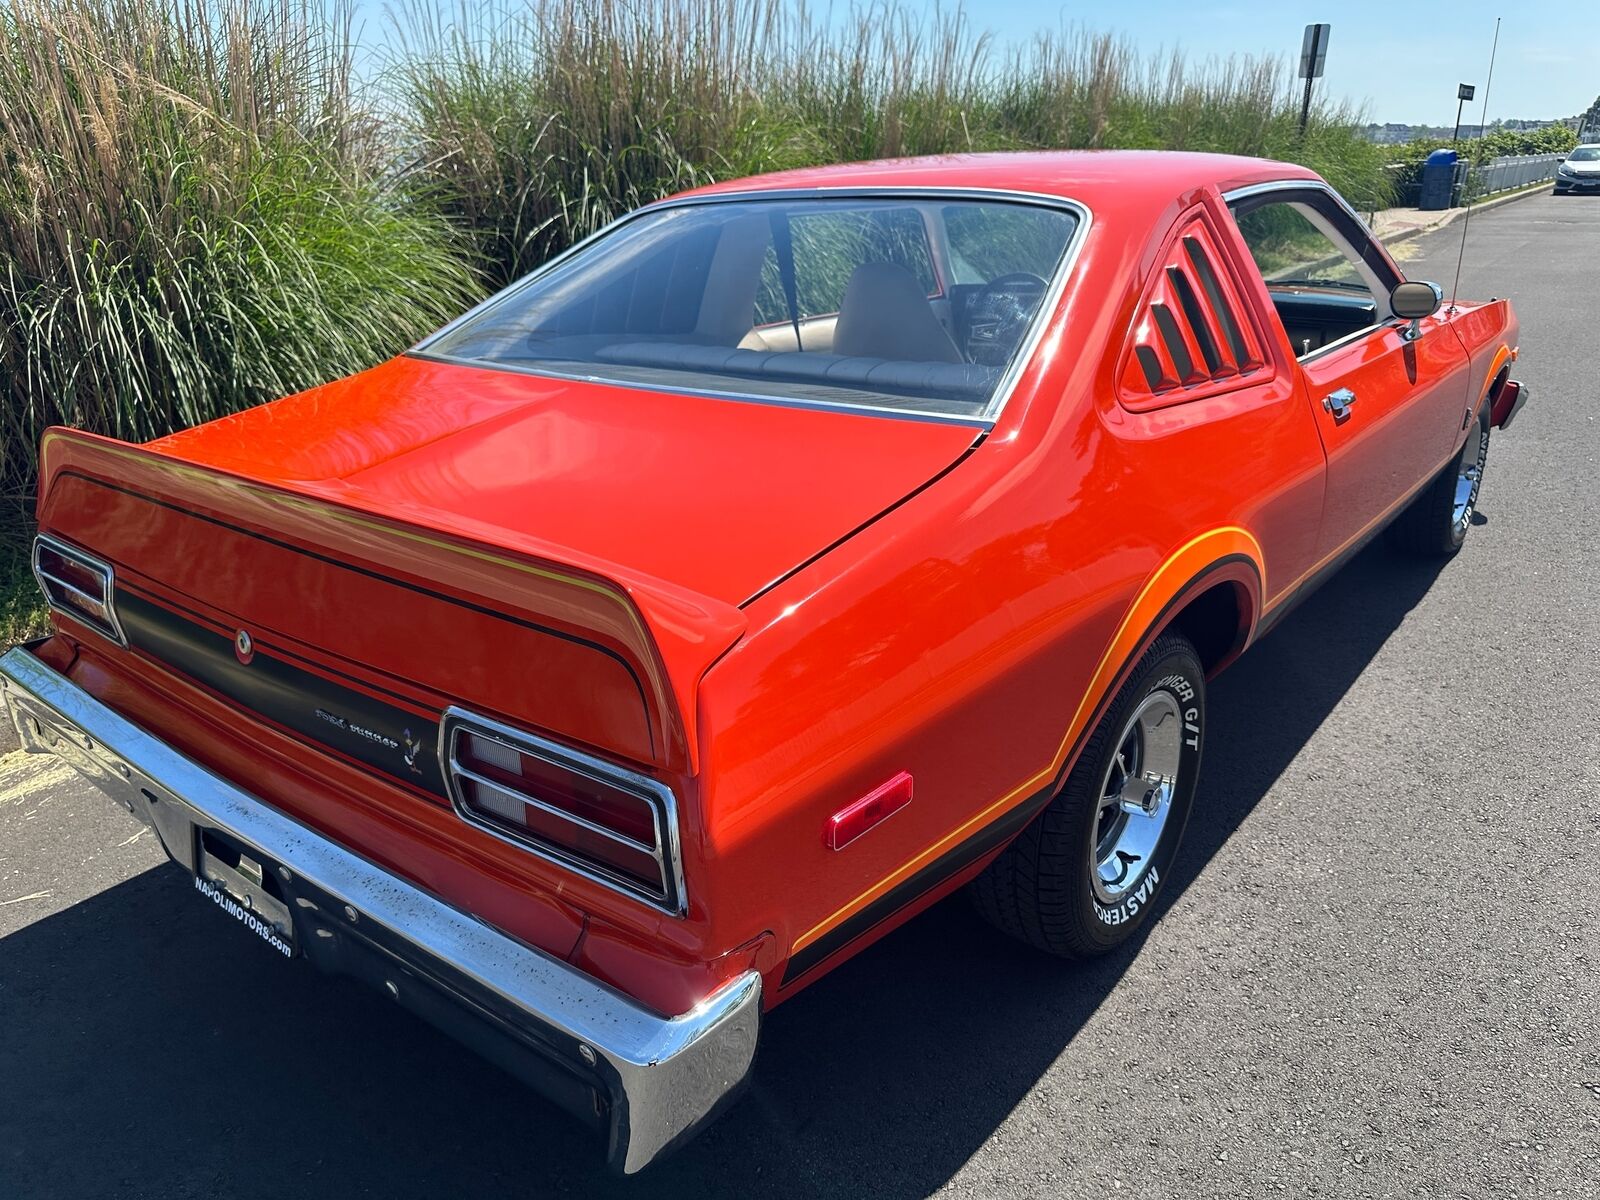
[392,1,1394,291]
[0,0,478,519]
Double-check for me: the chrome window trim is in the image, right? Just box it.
[1292,321,1391,365]
[437,705,687,915]
[1221,178,1375,235]
[411,186,1093,426]
[405,354,995,428]
[32,532,127,648]
[1222,178,1401,366]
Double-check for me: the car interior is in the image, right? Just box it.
[1229,194,1397,358]
[1262,289,1380,357]
[425,198,1079,418]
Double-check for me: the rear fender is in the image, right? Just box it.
[1445,298,1518,433]
[775,528,1265,993]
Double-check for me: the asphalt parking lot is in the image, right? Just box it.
[2,190,1597,1199]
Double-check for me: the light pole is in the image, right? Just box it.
[1453,83,1476,142]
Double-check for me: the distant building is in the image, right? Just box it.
[1363,123,1418,145]
[1362,117,1570,145]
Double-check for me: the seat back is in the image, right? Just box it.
[832,262,962,364]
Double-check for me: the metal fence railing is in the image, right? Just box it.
[1388,152,1564,208]
[1461,152,1564,199]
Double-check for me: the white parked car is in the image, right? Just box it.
[1555,145,1600,195]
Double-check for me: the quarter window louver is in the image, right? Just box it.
[1121,215,1266,410]
[1168,267,1225,376]
[1150,303,1201,385]
[1184,236,1253,369]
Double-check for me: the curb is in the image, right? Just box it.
[1377,181,1552,249]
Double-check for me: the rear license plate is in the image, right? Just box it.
[194,828,296,958]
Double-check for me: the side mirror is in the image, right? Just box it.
[1391,280,1443,340]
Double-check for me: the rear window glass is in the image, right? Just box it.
[944,204,1075,285]
[754,207,937,323]
[423,196,1080,420]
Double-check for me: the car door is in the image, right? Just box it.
[1225,187,1471,562]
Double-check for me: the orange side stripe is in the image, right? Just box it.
[792,525,1263,954]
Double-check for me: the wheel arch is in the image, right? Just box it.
[1165,576,1255,677]
[1052,531,1264,784]
[1484,356,1512,412]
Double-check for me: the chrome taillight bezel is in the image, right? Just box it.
[438,706,686,915]
[32,533,127,647]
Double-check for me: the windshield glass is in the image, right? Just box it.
[1569,147,1600,162]
[423,196,1080,420]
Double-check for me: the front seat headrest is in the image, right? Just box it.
[832,262,963,364]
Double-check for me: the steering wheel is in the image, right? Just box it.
[965,272,1050,366]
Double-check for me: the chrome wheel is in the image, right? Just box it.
[1452,416,1487,534]
[1091,690,1184,903]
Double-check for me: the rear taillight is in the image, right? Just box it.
[440,708,684,913]
[33,534,125,646]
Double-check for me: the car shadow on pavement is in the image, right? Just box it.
[0,542,1446,1200]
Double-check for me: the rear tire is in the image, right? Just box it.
[970,633,1204,958]
[1387,402,1490,557]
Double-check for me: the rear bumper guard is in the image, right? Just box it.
[0,646,759,1175]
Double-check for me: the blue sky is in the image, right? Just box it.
[963,0,1596,125]
[354,1,1597,127]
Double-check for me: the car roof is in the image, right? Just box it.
[669,150,1322,208]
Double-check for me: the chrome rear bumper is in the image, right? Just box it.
[0,646,759,1174]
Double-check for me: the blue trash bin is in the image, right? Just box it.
[1419,149,1459,210]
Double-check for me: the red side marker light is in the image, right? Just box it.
[825,771,913,851]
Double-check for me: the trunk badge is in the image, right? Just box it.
[234,629,255,664]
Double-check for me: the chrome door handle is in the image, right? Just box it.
[1322,388,1357,421]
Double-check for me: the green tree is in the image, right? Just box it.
[1581,95,1600,137]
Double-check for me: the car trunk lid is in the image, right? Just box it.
[146,355,984,609]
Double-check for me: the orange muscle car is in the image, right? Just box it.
[3,152,1526,1172]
